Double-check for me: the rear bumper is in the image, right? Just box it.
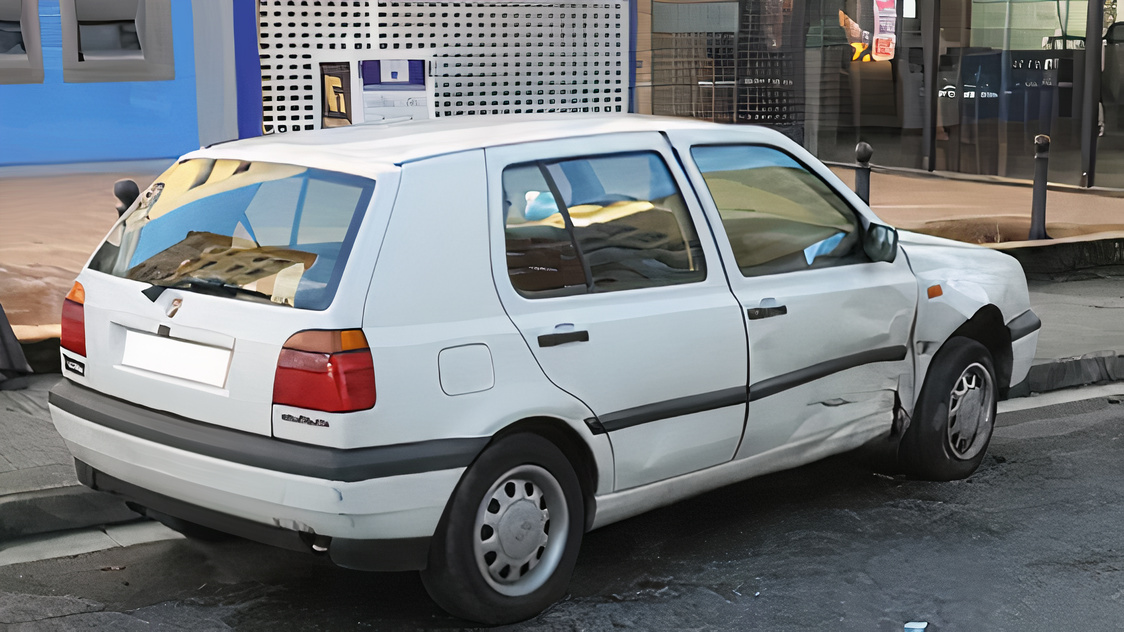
[49,380,487,571]
[75,459,432,571]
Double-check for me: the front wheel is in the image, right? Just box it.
[899,337,998,481]
[421,433,584,625]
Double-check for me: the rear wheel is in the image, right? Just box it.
[899,337,998,481]
[421,433,584,624]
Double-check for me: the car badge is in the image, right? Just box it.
[166,298,182,318]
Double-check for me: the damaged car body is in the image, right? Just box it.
[48,114,1040,624]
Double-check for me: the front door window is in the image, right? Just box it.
[691,144,867,277]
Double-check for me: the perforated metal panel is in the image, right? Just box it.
[258,0,375,134]
[378,2,628,116]
[259,0,627,132]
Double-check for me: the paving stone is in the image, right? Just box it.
[0,592,103,625]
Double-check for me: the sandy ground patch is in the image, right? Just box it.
[0,171,161,327]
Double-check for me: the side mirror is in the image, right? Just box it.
[113,179,140,217]
[864,223,898,263]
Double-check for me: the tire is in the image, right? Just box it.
[420,433,584,625]
[899,337,998,481]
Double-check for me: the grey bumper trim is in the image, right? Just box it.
[50,380,488,483]
[1008,309,1042,342]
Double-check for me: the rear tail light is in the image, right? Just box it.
[61,282,86,357]
[273,329,376,412]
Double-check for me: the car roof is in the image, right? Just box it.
[187,114,783,179]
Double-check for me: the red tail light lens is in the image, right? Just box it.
[273,329,376,412]
[60,282,86,357]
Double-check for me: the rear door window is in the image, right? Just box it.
[90,159,375,310]
[502,151,706,297]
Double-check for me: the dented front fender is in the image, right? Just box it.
[898,230,1035,406]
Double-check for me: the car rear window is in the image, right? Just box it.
[89,159,375,310]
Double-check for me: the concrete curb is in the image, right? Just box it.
[1010,352,1124,399]
[998,236,1124,275]
[995,236,1124,398]
[0,484,139,543]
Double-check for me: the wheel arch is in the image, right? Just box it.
[946,304,1013,393]
[912,300,1016,411]
[490,417,601,532]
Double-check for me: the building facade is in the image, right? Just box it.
[0,0,249,165]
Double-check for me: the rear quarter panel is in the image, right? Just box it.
[334,150,614,494]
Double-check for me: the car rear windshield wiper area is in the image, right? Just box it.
[144,278,279,305]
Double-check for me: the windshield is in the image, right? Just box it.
[90,159,375,310]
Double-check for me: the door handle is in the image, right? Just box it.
[747,305,787,320]
[538,330,590,347]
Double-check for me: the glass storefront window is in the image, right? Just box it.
[805,0,1110,184]
[650,0,739,122]
[1097,10,1124,187]
[929,0,1087,182]
[645,0,1123,188]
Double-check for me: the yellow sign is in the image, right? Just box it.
[324,75,347,116]
[851,42,874,61]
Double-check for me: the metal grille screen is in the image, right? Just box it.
[380,1,627,116]
[258,0,375,134]
[259,0,626,131]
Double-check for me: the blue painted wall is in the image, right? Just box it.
[0,0,199,166]
[233,0,261,140]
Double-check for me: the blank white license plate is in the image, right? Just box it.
[121,329,232,388]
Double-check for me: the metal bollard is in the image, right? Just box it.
[1029,134,1050,240]
[855,142,873,205]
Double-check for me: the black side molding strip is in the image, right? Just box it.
[749,345,908,402]
[1008,309,1042,342]
[585,386,747,435]
[50,381,488,483]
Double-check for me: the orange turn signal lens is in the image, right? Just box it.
[927,284,943,299]
[66,281,85,304]
[282,329,368,353]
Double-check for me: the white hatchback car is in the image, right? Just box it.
[50,114,1039,623]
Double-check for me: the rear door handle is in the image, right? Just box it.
[538,330,590,347]
[747,305,787,320]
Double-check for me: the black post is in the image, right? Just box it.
[921,0,941,171]
[1030,134,1050,240]
[855,141,873,205]
[1079,0,1104,187]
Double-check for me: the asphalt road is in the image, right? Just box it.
[1,395,1122,631]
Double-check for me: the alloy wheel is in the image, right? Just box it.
[946,361,995,460]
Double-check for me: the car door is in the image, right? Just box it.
[668,130,918,460]
[486,133,748,490]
